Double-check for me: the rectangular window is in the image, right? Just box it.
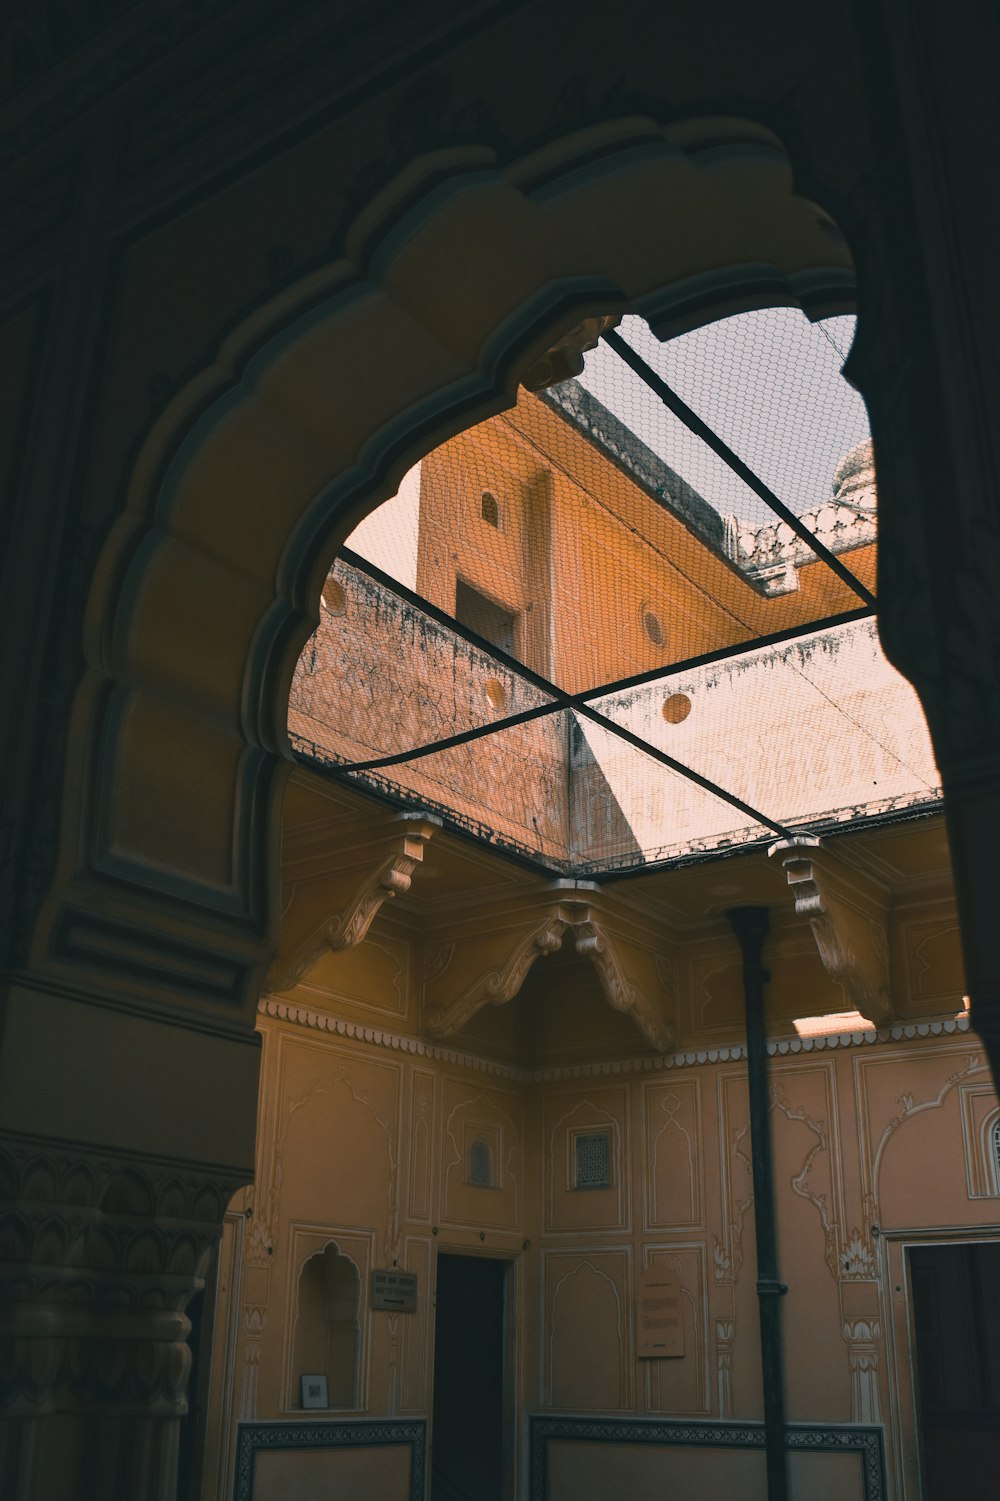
[573,1130,611,1190]
[468,1138,494,1188]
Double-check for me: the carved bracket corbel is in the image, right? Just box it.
[422,880,676,1050]
[422,897,576,1038]
[521,314,621,391]
[768,836,894,1025]
[572,914,675,1051]
[266,813,439,993]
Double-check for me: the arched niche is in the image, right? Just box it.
[39,115,855,1023]
[291,1242,361,1410]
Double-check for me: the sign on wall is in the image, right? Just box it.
[370,1268,418,1313]
[635,1267,684,1358]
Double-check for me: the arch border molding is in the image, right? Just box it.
[39,114,855,1023]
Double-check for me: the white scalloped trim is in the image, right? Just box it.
[257,998,973,1081]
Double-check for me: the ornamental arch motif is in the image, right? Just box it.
[37,116,856,1029]
[290,1242,361,1410]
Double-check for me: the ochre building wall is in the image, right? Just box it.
[205,858,997,1501]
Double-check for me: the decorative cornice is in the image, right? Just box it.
[769,836,894,1025]
[257,996,973,1081]
[259,995,531,1081]
[541,378,725,553]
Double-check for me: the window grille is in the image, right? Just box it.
[574,1130,611,1189]
[469,1138,494,1187]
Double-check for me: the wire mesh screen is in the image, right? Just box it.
[581,311,867,529]
[287,308,941,877]
[582,618,939,873]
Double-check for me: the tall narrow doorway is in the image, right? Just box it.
[431,1253,508,1501]
[909,1241,1000,1499]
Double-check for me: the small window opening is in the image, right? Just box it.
[992,1118,1000,1192]
[574,1131,611,1190]
[455,579,518,658]
[643,610,665,647]
[481,491,500,528]
[468,1138,494,1188]
[662,692,692,724]
[322,577,347,614]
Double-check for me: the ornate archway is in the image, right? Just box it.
[4,113,868,1500]
[43,116,854,1018]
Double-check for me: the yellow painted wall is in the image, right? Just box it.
[206,865,995,1501]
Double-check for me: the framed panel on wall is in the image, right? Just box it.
[234,1418,426,1501]
[528,1416,886,1501]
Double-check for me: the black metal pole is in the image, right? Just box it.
[727,906,788,1501]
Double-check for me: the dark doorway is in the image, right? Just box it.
[454,579,518,659]
[909,1241,1000,1499]
[431,1253,508,1501]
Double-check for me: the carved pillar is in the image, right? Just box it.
[0,1133,243,1501]
[715,1315,735,1418]
[842,1317,882,1425]
[236,1191,273,1428]
[837,1241,884,1425]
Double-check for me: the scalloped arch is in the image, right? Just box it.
[39,115,855,1014]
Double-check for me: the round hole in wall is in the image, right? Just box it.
[321,578,347,614]
[485,677,508,710]
[643,609,664,646]
[662,692,692,724]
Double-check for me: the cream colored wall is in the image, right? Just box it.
[243,1019,532,1404]
[211,879,999,1501]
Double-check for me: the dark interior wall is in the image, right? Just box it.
[3,4,1000,1495]
[0,0,878,994]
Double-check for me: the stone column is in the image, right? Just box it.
[0,1133,244,1501]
